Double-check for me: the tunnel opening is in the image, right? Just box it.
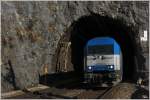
[68,14,140,83]
[50,13,146,87]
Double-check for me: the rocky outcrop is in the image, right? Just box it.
[1,1,149,92]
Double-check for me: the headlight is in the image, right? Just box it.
[110,65,113,69]
[88,66,92,70]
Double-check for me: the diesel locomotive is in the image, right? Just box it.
[84,37,122,87]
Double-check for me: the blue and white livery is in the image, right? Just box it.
[84,37,122,87]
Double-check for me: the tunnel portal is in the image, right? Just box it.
[53,14,145,83]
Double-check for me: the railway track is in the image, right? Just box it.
[75,87,112,99]
[3,71,115,99]
[4,83,112,99]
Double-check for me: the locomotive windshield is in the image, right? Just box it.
[88,45,114,55]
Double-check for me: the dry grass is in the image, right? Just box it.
[15,27,43,43]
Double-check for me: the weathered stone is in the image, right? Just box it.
[1,1,149,93]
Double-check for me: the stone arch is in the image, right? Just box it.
[53,14,145,82]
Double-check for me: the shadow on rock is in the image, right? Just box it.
[39,71,82,88]
[131,87,149,99]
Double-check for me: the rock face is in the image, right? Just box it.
[1,1,149,93]
[101,83,149,99]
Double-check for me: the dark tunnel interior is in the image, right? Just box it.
[69,14,140,82]
[40,14,146,87]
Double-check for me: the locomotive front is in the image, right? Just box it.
[84,37,122,87]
